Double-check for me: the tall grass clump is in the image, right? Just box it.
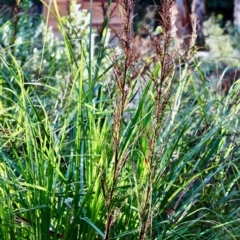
[0,0,239,239]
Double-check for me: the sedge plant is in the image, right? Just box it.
[0,0,239,239]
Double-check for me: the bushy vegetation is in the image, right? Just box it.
[0,0,239,239]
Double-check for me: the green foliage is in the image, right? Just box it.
[203,16,240,64]
[0,1,239,239]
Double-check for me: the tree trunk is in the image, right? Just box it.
[171,0,192,51]
[176,0,192,37]
[191,0,206,47]
[234,0,240,30]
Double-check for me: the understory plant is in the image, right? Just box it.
[0,0,239,239]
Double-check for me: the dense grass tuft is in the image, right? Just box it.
[0,0,239,239]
